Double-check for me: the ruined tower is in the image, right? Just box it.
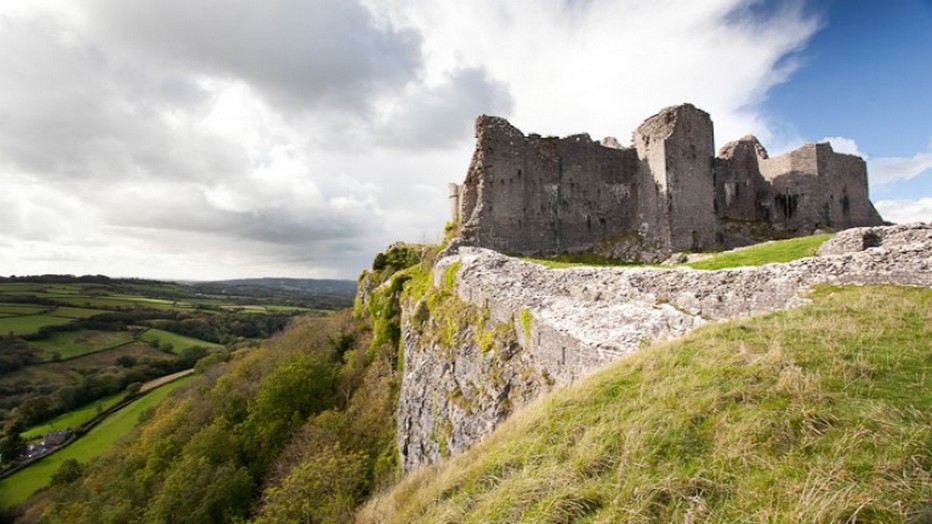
[453,104,883,260]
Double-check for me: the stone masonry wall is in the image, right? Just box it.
[458,116,641,256]
[453,103,884,260]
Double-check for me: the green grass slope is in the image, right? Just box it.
[21,392,124,440]
[686,233,832,270]
[139,327,221,353]
[523,233,832,270]
[361,285,932,523]
[0,376,194,509]
[31,329,134,360]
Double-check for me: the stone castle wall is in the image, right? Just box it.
[452,104,884,259]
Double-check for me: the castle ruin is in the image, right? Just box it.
[449,104,884,260]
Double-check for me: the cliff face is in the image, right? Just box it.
[397,291,547,473]
[395,224,932,473]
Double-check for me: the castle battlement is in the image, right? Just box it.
[450,104,883,261]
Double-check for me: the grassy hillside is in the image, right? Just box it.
[21,392,124,440]
[139,328,222,353]
[686,233,832,270]
[0,376,194,510]
[524,233,833,270]
[360,285,932,523]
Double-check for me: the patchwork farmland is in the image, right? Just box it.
[0,274,355,506]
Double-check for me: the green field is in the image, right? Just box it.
[109,294,195,309]
[521,234,833,270]
[0,315,74,336]
[0,376,195,509]
[523,253,648,269]
[0,283,48,293]
[30,330,134,360]
[45,295,177,310]
[46,307,107,319]
[21,392,124,440]
[686,233,832,270]
[0,304,47,316]
[139,328,220,353]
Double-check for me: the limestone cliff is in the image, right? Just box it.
[394,224,931,473]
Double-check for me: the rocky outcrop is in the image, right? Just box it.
[397,224,931,473]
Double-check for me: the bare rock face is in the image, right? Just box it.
[818,222,931,256]
[397,224,931,473]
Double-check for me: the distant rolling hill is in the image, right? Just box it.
[189,278,357,310]
[191,278,356,297]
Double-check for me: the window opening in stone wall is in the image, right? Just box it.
[775,193,799,220]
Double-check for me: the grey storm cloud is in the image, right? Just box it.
[376,67,513,150]
[0,0,511,180]
[84,0,423,113]
[0,15,244,183]
[0,0,519,279]
[98,184,382,245]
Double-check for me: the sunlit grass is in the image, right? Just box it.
[521,234,833,270]
[359,285,932,523]
[522,253,651,269]
[0,376,195,509]
[21,392,124,440]
[0,315,73,336]
[139,328,221,353]
[31,330,134,360]
[686,233,832,270]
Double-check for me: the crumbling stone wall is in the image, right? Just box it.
[458,116,641,256]
[452,103,884,260]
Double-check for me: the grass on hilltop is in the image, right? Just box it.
[523,233,833,270]
[521,253,649,269]
[686,233,833,270]
[358,285,932,523]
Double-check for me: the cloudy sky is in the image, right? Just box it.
[1,0,930,280]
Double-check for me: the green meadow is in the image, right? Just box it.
[522,233,833,270]
[0,315,74,336]
[0,376,194,509]
[47,307,108,319]
[0,304,47,316]
[686,233,833,269]
[21,392,125,440]
[140,328,221,353]
[30,330,135,360]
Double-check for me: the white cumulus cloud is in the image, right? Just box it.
[875,198,932,224]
